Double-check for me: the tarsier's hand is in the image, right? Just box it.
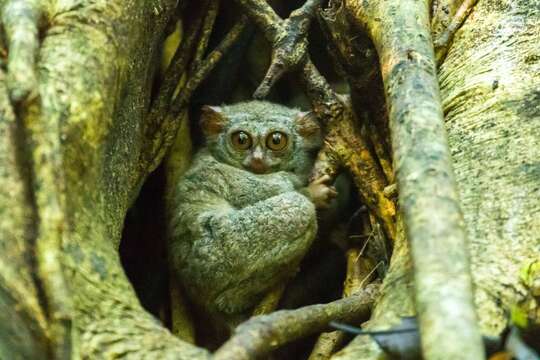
[304,175,338,209]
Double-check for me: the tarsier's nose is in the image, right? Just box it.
[249,147,268,174]
[249,157,268,174]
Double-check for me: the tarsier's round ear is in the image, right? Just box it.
[200,105,227,136]
[295,111,321,138]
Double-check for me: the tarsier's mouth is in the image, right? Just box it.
[247,160,269,174]
[249,165,269,174]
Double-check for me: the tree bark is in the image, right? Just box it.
[333,0,540,358]
[0,0,211,358]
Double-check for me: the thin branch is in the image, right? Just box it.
[251,283,286,316]
[234,0,332,104]
[234,0,281,40]
[214,285,380,360]
[142,5,247,175]
[308,246,377,360]
[296,0,324,16]
[253,0,323,98]
[145,16,249,173]
[171,16,249,115]
[189,0,220,73]
[434,0,479,64]
[147,1,208,130]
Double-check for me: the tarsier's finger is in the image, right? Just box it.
[2,0,43,103]
[313,174,332,185]
[327,186,338,197]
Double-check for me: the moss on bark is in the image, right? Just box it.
[1,0,211,357]
[334,0,540,358]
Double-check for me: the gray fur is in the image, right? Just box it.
[205,101,320,180]
[168,101,320,318]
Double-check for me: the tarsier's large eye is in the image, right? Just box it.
[231,131,252,150]
[266,131,288,151]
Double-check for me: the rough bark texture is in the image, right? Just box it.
[1,0,211,358]
[342,0,484,358]
[0,68,50,359]
[214,285,379,360]
[334,0,540,358]
[439,0,540,335]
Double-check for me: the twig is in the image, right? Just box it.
[234,0,281,40]
[434,0,479,64]
[307,330,346,360]
[189,0,220,73]
[251,283,286,316]
[143,13,248,175]
[171,16,249,115]
[308,216,379,360]
[253,0,323,98]
[146,1,208,137]
[144,16,249,173]
[234,0,331,103]
[213,284,379,360]
[139,3,207,177]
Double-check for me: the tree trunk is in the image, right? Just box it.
[0,0,209,358]
[333,0,539,358]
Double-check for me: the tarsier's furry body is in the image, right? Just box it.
[168,101,334,325]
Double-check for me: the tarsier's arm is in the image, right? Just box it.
[175,189,317,314]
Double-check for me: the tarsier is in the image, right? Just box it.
[168,101,336,328]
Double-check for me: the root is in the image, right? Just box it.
[214,285,379,360]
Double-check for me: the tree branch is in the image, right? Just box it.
[171,16,249,115]
[234,0,281,40]
[143,11,248,175]
[189,0,220,73]
[311,104,397,242]
[234,0,336,110]
[343,0,484,358]
[214,284,380,360]
[0,66,50,359]
[147,0,208,129]
[143,15,248,173]
[433,0,479,64]
[253,0,323,98]
[1,0,43,103]
[308,244,378,360]
[2,1,73,356]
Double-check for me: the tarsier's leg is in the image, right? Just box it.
[185,191,317,313]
